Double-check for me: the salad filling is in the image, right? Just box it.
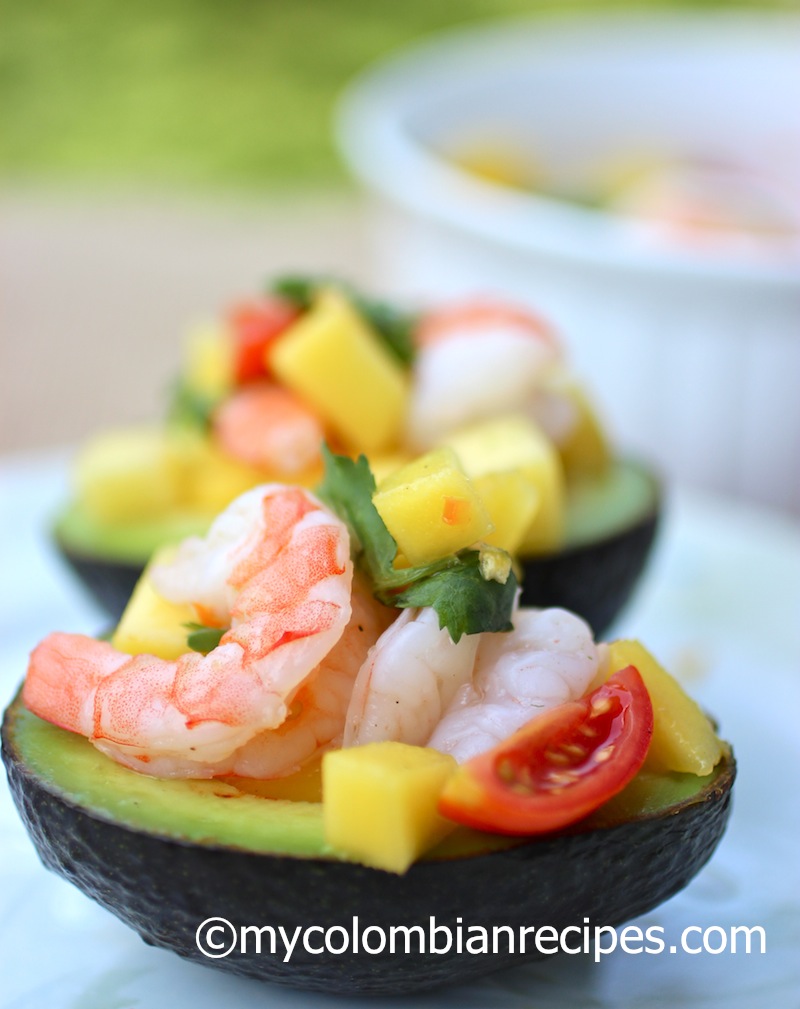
[25,453,723,872]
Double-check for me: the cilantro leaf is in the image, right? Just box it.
[167,379,219,432]
[356,298,416,367]
[317,447,516,642]
[184,623,228,654]
[271,274,317,309]
[391,552,517,642]
[316,447,396,583]
[270,274,416,367]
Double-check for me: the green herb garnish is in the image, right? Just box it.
[271,274,417,367]
[271,275,318,309]
[184,623,228,654]
[167,380,220,432]
[317,447,516,642]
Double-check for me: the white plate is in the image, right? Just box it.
[1,453,799,1008]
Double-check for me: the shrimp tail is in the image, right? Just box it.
[24,633,130,737]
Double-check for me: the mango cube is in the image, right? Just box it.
[270,287,408,452]
[441,415,566,554]
[373,448,493,565]
[554,378,611,477]
[111,548,196,660]
[75,427,183,523]
[167,428,267,512]
[606,639,724,776]
[183,322,234,402]
[323,742,457,873]
[472,470,540,555]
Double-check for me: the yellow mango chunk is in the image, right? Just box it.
[472,470,540,555]
[165,428,323,514]
[168,428,266,512]
[183,322,234,401]
[373,448,493,565]
[554,379,611,478]
[441,415,566,554]
[323,742,457,873]
[187,445,266,512]
[75,427,183,523]
[270,287,408,452]
[607,639,724,776]
[111,548,196,660]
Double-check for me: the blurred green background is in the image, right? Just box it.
[1,0,788,191]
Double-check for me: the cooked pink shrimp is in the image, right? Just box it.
[214,383,324,474]
[427,607,600,763]
[24,485,353,778]
[227,577,395,778]
[406,300,564,449]
[343,607,480,748]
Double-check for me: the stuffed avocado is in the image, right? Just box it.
[6,457,730,995]
[53,276,658,630]
[2,693,734,995]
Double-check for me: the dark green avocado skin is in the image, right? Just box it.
[519,507,659,636]
[53,536,142,622]
[2,703,733,996]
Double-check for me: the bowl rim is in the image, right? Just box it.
[335,9,800,290]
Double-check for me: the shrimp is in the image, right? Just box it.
[228,576,395,778]
[405,300,565,450]
[23,485,353,778]
[213,383,324,474]
[343,607,480,748]
[426,607,600,763]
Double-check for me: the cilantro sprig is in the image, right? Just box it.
[317,447,516,642]
[271,274,417,367]
[184,623,228,654]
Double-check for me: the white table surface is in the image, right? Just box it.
[1,450,799,1009]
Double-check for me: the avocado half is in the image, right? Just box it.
[3,692,733,996]
[53,459,660,630]
[519,461,661,635]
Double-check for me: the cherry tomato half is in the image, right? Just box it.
[228,297,300,384]
[438,665,653,835]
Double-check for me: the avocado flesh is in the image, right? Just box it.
[5,695,716,860]
[9,698,326,856]
[562,460,659,549]
[2,694,734,995]
[54,503,214,565]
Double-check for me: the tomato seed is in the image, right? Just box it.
[561,743,586,758]
[548,771,578,785]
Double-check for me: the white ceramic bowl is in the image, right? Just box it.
[336,12,800,512]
